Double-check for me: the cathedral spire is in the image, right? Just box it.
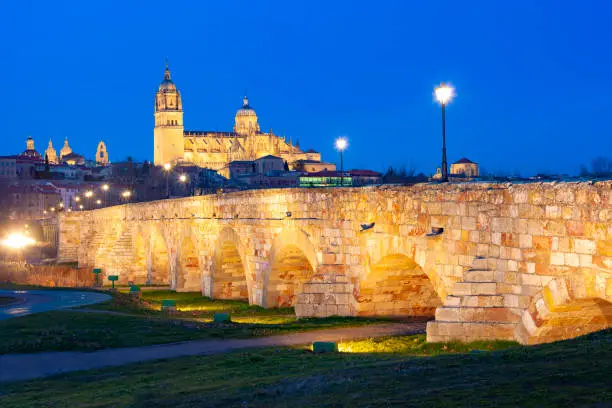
[164,58,171,80]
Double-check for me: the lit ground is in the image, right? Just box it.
[1,330,610,408]
[0,288,400,354]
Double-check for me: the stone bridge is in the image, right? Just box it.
[58,182,612,345]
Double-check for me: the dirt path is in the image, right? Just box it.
[0,322,425,383]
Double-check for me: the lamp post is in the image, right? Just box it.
[102,184,109,206]
[434,83,455,182]
[85,190,93,210]
[335,137,348,187]
[179,174,187,196]
[164,163,171,198]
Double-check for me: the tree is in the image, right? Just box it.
[579,164,590,177]
[591,157,612,176]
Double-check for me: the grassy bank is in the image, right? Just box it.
[2,330,610,408]
[0,290,395,354]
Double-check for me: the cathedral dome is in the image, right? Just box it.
[19,136,42,161]
[236,96,256,117]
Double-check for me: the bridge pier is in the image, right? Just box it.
[295,264,354,318]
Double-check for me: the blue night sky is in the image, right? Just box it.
[1,1,611,176]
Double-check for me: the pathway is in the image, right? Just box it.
[0,322,425,382]
[0,289,111,321]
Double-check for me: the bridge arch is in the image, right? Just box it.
[515,269,612,345]
[357,253,442,317]
[357,233,446,317]
[177,231,201,292]
[210,227,250,301]
[150,226,170,286]
[131,227,148,284]
[263,228,319,308]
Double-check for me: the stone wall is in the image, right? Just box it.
[57,182,612,344]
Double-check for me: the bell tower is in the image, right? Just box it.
[154,59,184,166]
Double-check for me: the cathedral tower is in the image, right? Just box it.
[154,60,184,166]
[60,137,72,160]
[96,140,110,165]
[45,139,58,164]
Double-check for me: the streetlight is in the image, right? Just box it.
[102,184,109,206]
[434,82,455,182]
[335,137,348,187]
[179,174,188,196]
[85,190,94,210]
[163,163,172,198]
[96,199,102,205]
[79,204,84,210]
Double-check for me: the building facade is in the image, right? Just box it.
[450,157,479,178]
[153,62,323,172]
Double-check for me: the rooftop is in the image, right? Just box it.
[454,157,477,164]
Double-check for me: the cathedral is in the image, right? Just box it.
[153,62,323,173]
[18,136,109,166]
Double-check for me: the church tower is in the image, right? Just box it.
[45,139,58,164]
[96,140,110,165]
[154,60,184,166]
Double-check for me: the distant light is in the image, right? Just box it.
[75,196,80,202]
[2,233,35,249]
[164,163,171,171]
[179,174,187,182]
[67,208,72,212]
[434,83,455,105]
[122,191,132,198]
[96,199,101,205]
[85,191,93,198]
[102,184,109,191]
[79,204,84,209]
[50,207,55,212]
[335,137,348,152]
[59,202,64,208]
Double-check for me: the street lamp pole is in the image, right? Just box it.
[434,83,455,183]
[164,163,171,198]
[441,101,448,182]
[335,137,348,187]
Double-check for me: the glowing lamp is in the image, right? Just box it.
[2,233,35,249]
[335,137,348,152]
[434,83,455,105]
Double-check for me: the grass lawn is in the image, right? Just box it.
[2,330,610,408]
[87,289,299,321]
[0,290,397,354]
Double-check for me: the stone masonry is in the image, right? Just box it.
[57,182,612,344]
